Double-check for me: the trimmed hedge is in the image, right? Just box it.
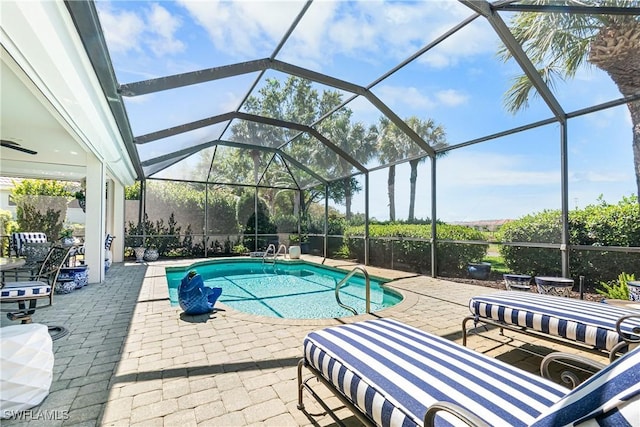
[344,223,488,274]
[499,195,640,284]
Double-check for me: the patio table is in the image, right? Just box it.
[0,258,25,272]
[535,276,574,297]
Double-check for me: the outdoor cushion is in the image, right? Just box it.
[303,318,568,426]
[1,282,52,299]
[301,318,640,427]
[10,232,47,257]
[531,346,640,426]
[468,291,640,353]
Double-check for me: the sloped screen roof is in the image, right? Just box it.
[68,0,640,192]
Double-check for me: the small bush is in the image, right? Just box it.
[344,223,487,274]
[596,272,635,300]
[500,195,640,284]
[232,244,249,254]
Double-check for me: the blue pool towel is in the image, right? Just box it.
[178,272,222,315]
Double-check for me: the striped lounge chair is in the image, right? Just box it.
[298,318,640,427]
[464,291,640,361]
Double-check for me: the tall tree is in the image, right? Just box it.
[377,117,412,221]
[499,0,640,202]
[227,75,373,222]
[404,117,447,222]
[377,117,446,221]
[318,109,378,220]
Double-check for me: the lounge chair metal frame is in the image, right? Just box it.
[463,291,640,362]
[297,318,640,427]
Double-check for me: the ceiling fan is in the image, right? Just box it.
[1,139,38,155]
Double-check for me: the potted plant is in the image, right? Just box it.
[133,245,146,263]
[143,245,159,262]
[467,261,492,280]
[59,227,75,246]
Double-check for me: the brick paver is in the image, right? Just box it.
[1,256,609,426]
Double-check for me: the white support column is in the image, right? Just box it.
[85,155,106,284]
[110,180,125,263]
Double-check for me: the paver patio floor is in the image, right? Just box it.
[1,256,609,426]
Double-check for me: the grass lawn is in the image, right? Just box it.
[482,255,509,274]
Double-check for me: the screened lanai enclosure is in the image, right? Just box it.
[67,0,639,284]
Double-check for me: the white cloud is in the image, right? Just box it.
[98,2,184,58]
[375,86,436,110]
[97,4,145,54]
[372,85,469,113]
[281,0,493,70]
[146,4,185,56]
[436,89,468,107]
[177,0,305,58]
[575,171,631,183]
[417,15,500,69]
[438,152,559,188]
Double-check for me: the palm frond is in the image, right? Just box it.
[503,65,564,113]
[497,0,619,113]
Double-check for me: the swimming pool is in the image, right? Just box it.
[165,259,402,319]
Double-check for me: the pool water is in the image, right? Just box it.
[165,260,402,319]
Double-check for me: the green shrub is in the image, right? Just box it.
[273,214,297,233]
[344,223,487,274]
[232,244,249,254]
[596,272,635,300]
[237,192,277,250]
[0,209,18,255]
[11,179,72,240]
[499,195,640,283]
[333,244,351,259]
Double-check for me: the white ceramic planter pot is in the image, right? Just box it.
[289,245,301,259]
[134,246,146,263]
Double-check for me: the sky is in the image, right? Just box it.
[96,0,637,222]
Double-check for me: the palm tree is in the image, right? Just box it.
[319,110,378,220]
[404,117,447,222]
[499,0,640,202]
[377,117,413,221]
[377,117,447,221]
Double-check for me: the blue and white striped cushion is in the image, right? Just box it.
[469,291,640,352]
[71,235,115,257]
[532,346,640,426]
[11,232,48,256]
[0,281,51,298]
[304,318,569,427]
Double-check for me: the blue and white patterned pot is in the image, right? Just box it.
[503,274,531,291]
[628,281,640,302]
[144,248,159,262]
[467,262,491,280]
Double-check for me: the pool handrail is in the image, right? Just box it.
[263,244,288,264]
[334,265,370,315]
[275,244,287,261]
[263,244,276,263]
